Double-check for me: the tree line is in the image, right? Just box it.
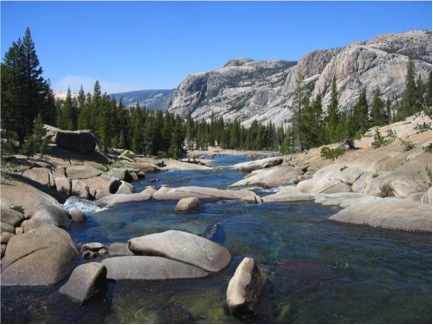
[2,28,432,159]
[56,85,288,157]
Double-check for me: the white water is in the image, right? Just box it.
[63,196,106,213]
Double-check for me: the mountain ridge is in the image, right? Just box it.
[166,29,432,126]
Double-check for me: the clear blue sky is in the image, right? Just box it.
[1,1,431,94]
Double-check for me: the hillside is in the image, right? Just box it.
[166,30,432,126]
[109,89,175,110]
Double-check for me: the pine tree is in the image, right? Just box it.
[90,81,102,130]
[325,75,340,143]
[353,88,369,133]
[370,88,385,127]
[425,72,432,108]
[399,58,417,119]
[292,70,305,151]
[1,27,51,146]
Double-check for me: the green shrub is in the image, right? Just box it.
[371,128,396,149]
[414,122,431,134]
[401,140,415,151]
[320,146,345,160]
[9,205,24,214]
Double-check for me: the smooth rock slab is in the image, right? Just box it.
[128,230,231,272]
[226,257,266,315]
[329,197,432,232]
[102,256,209,280]
[59,262,107,304]
[232,157,283,172]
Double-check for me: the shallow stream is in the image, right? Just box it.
[1,155,431,323]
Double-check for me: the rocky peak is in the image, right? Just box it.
[167,30,432,127]
[224,58,254,67]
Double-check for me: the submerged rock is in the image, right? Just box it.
[226,257,266,315]
[175,197,201,212]
[128,230,231,272]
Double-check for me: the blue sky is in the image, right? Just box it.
[1,1,431,94]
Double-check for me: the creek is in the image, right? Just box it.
[1,155,431,323]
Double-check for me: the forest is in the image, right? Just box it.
[1,28,432,159]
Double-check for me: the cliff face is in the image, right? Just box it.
[167,30,432,126]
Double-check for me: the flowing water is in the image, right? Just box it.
[1,155,431,323]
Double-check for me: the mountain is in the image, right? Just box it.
[166,30,432,126]
[110,89,175,110]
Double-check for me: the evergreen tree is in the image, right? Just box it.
[324,75,340,143]
[1,27,51,146]
[21,113,50,158]
[292,70,305,151]
[90,81,102,130]
[370,88,386,127]
[352,88,369,133]
[399,58,417,119]
[425,72,432,108]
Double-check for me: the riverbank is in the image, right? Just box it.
[0,112,431,322]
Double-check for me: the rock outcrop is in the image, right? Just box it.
[329,197,432,232]
[48,126,97,154]
[167,30,431,127]
[1,175,72,229]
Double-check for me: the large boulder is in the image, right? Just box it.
[1,177,72,229]
[59,262,107,304]
[1,225,79,285]
[101,256,209,280]
[329,197,432,232]
[22,167,55,187]
[65,166,102,180]
[226,257,266,315]
[128,230,231,272]
[0,206,25,227]
[54,129,97,154]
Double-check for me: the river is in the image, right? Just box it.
[1,155,431,323]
